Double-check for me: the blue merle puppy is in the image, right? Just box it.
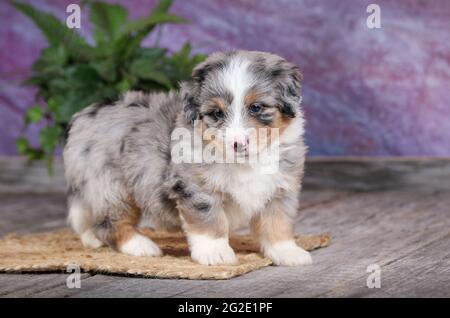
[63,50,311,266]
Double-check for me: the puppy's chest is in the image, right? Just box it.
[205,166,289,214]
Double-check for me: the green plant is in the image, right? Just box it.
[12,0,206,170]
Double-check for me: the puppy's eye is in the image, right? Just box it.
[249,103,263,114]
[210,109,225,121]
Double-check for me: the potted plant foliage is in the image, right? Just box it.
[11,0,205,170]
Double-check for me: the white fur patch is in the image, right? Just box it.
[188,234,237,265]
[262,240,312,266]
[81,229,103,249]
[279,115,305,144]
[220,57,259,156]
[221,57,254,131]
[68,201,89,234]
[205,164,292,220]
[119,234,162,257]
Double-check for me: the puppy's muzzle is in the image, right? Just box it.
[233,138,249,154]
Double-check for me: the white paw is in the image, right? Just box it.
[119,234,162,257]
[188,234,237,266]
[263,240,312,266]
[81,229,104,249]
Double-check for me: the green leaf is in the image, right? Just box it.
[122,13,188,35]
[56,84,119,122]
[43,65,103,104]
[89,1,128,43]
[46,97,65,122]
[11,1,95,60]
[152,0,175,15]
[47,98,59,114]
[129,58,173,89]
[47,98,59,113]
[16,137,45,160]
[44,64,119,122]
[90,58,117,82]
[121,0,181,35]
[28,149,45,160]
[56,92,92,122]
[32,45,67,74]
[12,0,204,171]
[115,78,132,93]
[65,64,103,87]
[39,126,62,154]
[107,0,187,62]
[163,43,207,82]
[118,6,188,61]
[16,137,29,154]
[25,106,44,123]
[134,47,167,60]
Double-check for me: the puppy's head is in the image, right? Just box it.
[181,50,303,158]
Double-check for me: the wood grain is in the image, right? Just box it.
[1,157,449,194]
[0,158,449,297]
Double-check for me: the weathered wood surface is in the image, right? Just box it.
[1,157,449,193]
[0,158,449,297]
[0,189,449,297]
[0,158,65,194]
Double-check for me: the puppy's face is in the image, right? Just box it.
[181,51,303,159]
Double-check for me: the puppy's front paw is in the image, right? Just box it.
[81,229,104,249]
[188,234,237,266]
[119,233,162,257]
[263,240,312,266]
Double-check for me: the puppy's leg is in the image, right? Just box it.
[251,195,312,266]
[67,197,104,249]
[182,206,237,266]
[81,228,104,249]
[94,206,162,257]
[173,183,236,265]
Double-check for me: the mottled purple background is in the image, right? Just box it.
[1,0,449,156]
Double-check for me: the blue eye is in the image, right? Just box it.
[213,109,224,120]
[249,103,262,114]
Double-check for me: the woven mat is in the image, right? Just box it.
[0,229,330,280]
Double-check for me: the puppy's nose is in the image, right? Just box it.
[233,139,248,153]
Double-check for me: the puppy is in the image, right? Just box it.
[63,50,311,266]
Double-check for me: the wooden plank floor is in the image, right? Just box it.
[0,158,449,297]
[0,189,449,298]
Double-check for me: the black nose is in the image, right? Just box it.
[233,141,246,153]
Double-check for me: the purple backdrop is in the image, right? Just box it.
[1,0,449,156]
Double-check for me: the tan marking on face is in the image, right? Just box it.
[200,98,232,159]
[251,204,295,245]
[270,109,292,135]
[209,97,227,111]
[244,89,260,107]
[247,109,293,151]
[244,88,293,144]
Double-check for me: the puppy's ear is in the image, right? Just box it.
[191,60,215,83]
[180,81,200,126]
[277,63,303,118]
[180,59,219,126]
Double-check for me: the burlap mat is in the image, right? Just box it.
[0,229,330,280]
